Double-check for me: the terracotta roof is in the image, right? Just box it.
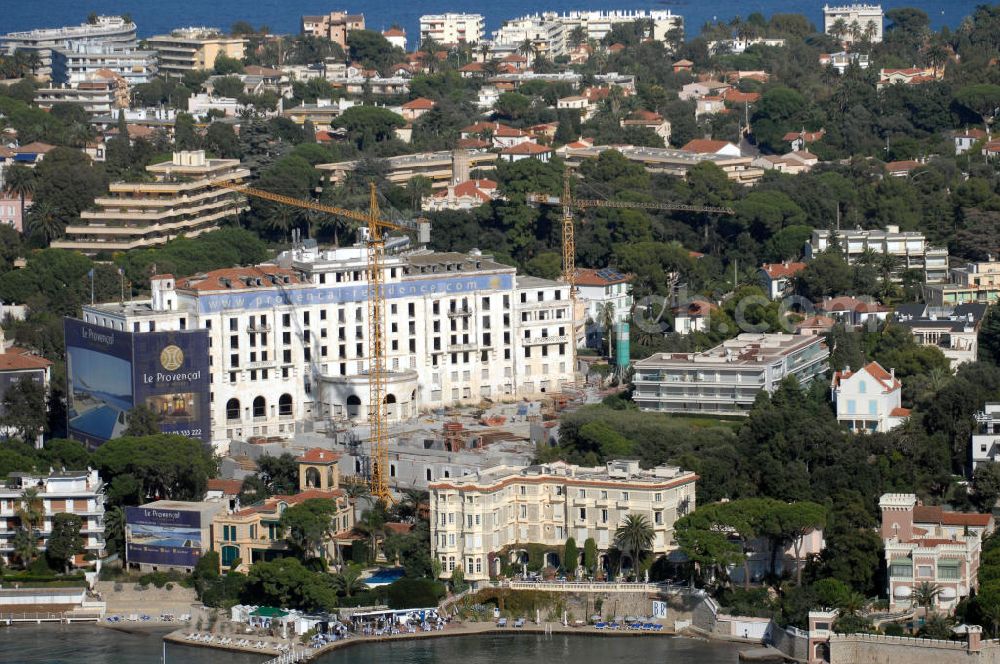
[177,266,304,292]
[913,505,993,528]
[608,43,626,53]
[761,261,806,278]
[723,89,761,104]
[402,97,436,110]
[435,179,497,203]
[832,361,900,391]
[881,67,931,76]
[574,267,632,287]
[675,300,717,317]
[885,160,920,173]
[817,296,888,313]
[681,138,734,154]
[297,447,340,464]
[890,407,912,417]
[627,110,663,122]
[956,128,988,140]
[502,54,528,63]
[796,315,836,329]
[384,522,414,534]
[151,273,174,280]
[672,59,694,67]
[500,142,551,155]
[383,27,406,36]
[231,488,346,518]
[207,479,243,495]
[456,137,491,149]
[458,62,484,72]
[0,347,52,372]
[782,129,826,142]
[15,142,56,154]
[492,124,528,138]
[244,65,285,77]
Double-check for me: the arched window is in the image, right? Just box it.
[346,394,362,418]
[278,393,293,416]
[384,394,397,404]
[221,545,240,567]
[253,396,266,418]
[226,398,240,421]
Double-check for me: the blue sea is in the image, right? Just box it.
[0,1,986,42]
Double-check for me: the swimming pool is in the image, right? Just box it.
[365,568,405,586]
[70,404,122,439]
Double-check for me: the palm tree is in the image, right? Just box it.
[598,301,616,360]
[392,489,426,521]
[104,506,125,555]
[831,18,848,43]
[517,39,538,63]
[839,590,867,616]
[614,514,654,579]
[14,487,44,567]
[568,26,588,49]
[24,200,67,245]
[3,164,35,225]
[333,565,368,597]
[913,581,942,610]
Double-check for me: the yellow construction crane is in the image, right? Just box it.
[528,170,736,295]
[213,181,421,505]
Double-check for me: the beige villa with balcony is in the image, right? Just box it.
[52,151,249,254]
[429,459,697,585]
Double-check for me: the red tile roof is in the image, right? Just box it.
[796,315,836,329]
[573,267,632,286]
[456,138,491,149]
[913,505,993,528]
[761,261,806,278]
[384,522,414,534]
[15,142,56,154]
[885,160,920,173]
[297,448,340,464]
[231,488,345,518]
[177,266,304,292]
[500,142,551,155]
[782,129,826,142]
[383,27,405,36]
[402,97,436,110]
[0,347,52,372]
[672,59,694,67]
[832,361,901,391]
[817,296,888,313]
[890,407,911,417]
[723,89,761,104]
[207,479,244,495]
[681,138,734,154]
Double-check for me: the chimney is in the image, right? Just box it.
[890,367,895,382]
[968,625,983,653]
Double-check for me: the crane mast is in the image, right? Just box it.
[212,180,398,504]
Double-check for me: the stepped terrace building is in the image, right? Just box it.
[146,28,246,78]
[75,243,575,449]
[52,151,249,254]
[429,459,697,585]
[806,226,949,284]
[0,16,136,80]
[632,333,830,416]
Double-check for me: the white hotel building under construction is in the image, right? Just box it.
[80,242,574,448]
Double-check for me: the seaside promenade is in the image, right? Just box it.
[164,618,687,661]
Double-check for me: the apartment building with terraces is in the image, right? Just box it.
[52,151,249,254]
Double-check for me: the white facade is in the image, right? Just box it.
[633,333,830,416]
[429,459,697,584]
[972,404,1000,471]
[80,247,573,449]
[830,362,908,433]
[574,268,632,349]
[0,469,105,566]
[823,4,884,43]
[492,11,683,58]
[419,14,485,45]
[0,16,136,80]
[51,42,157,86]
[807,226,949,283]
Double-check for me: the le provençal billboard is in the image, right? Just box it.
[64,319,210,447]
[125,505,204,568]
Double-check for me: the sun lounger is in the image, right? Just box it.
[497,618,507,627]
[514,618,525,628]
[595,622,607,630]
